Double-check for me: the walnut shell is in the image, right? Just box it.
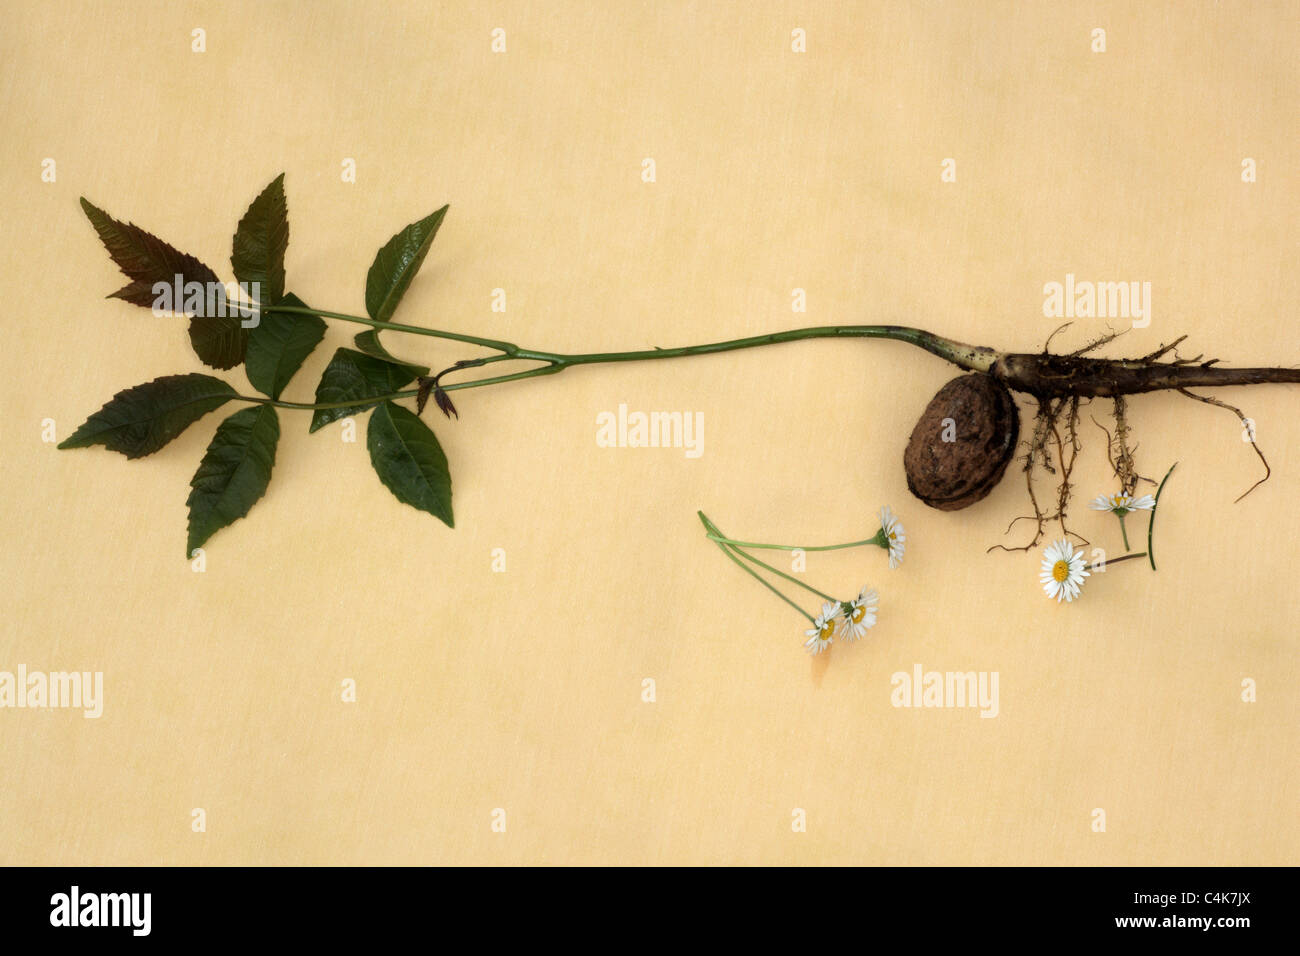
[904,373,1019,511]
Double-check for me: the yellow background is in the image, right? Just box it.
[1,1,1296,865]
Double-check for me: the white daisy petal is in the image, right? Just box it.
[804,601,841,654]
[1091,490,1157,516]
[838,587,879,641]
[1038,538,1089,604]
[879,506,906,568]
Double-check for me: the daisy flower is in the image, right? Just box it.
[839,588,878,640]
[1088,492,1156,515]
[803,601,841,655]
[1089,491,1155,549]
[876,506,906,568]
[1039,539,1090,603]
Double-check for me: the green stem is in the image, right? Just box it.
[439,361,564,392]
[1118,514,1131,551]
[264,305,996,378]
[555,325,993,371]
[726,543,839,604]
[718,541,814,622]
[704,530,885,552]
[231,361,564,412]
[1088,551,1147,572]
[697,513,813,622]
[262,304,521,354]
[236,392,415,411]
[1147,462,1178,571]
[251,305,997,413]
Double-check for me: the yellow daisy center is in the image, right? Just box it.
[851,605,865,623]
[1052,559,1070,583]
[819,621,835,640]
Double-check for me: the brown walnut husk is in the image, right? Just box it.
[904,373,1019,511]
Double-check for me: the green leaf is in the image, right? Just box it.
[186,405,280,556]
[364,205,449,322]
[246,292,326,399]
[58,374,237,459]
[80,197,247,370]
[80,197,222,306]
[187,313,250,371]
[367,401,453,527]
[231,172,288,307]
[309,348,418,432]
[353,329,429,376]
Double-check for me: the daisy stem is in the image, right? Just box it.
[720,542,815,622]
[1118,514,1131,551]
[697,513,842,603]
[1147,462,1179,572]
[727,545,841,604]
[1087,552,1147,572]
[703,532,885,552]
[697,513,813,622]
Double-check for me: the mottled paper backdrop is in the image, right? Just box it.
[1,0,1296,864]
